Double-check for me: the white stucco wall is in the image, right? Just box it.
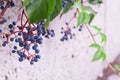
[0,0,120,80]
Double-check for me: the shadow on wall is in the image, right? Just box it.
[97,54,120,80]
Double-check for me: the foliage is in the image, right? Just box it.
[23,0,107,64]
[0,0,119,75]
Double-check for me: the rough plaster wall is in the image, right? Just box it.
[0,0,120,80]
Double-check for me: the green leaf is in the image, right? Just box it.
[77,12,85,26]
[72,1,85,11]
[72,1,82,9]
[100,33,107,43]
[44,17,50,31]
[90,43,100,48]
[26,0,56,23]
[88,0,103,5]
[60,2,74,17]
[101,51,106,61]
[92,25,101,32]
[85,6,93,12]
[92,50,102,61]
[22,0,34,7]
[75,0,79,2]
[89,0,99,5]
[114,64,120,71]
[77,12,94,26]
[84,13,90,24]
[90,43,105,61]
[88,13,95,24]
[50,0,62,20]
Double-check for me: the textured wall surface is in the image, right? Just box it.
[0,0,120,80]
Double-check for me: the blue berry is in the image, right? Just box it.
[0,2,4,6]
[36,55,41,59]
[61,27,64,30]
[10,0,15,7]
[1,6,4,10]
[18,32,22,36]
[51,33,55,37]
[35,49,40,53]
[80,25,82,28]
[13,46,17,49]
[61,31,63,34]
[17,50,21,55]
[12,50,16,53]
[2,18,7,22]
[60,38,64,42]
[8,24,13,29]
[26,46,30,50]
[65,22,68,25]
[32,45,37,50]
[33,57,38,62]
[51,30,54,32]
[73,26,76,29]
[15,39,18,42]
[19,42,24,47]
[18,38,22,42]
[12,21,16,25]
[30,61,34,65]
[10,38,14,41]
[10,30,14,33]
[78,26,83,31]
[22,54,27,58]
[70,35,72,39]
[2,41,7,47]
[18,26,22,30]
[78,28,82,31]
[0,29,2,33]
[19,57,23,62]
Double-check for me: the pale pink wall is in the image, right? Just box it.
[0,0,120,80]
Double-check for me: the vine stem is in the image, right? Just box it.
[79,0,119,75]
[84,24,96,43]
[105,60,119,74]
[84,24,119,75]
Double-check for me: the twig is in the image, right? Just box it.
[84,24,96,43]
[84,24,119,75]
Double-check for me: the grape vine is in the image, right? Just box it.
[0,0,120,76]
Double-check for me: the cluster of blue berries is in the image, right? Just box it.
[60,22,83,42]
[60,22,74,41]
[78,25,83,31]
[1,20,55,65]
[0,0,15,24]
[37,22,55,39]
[0,0,82,65]
[60,27,73,41]
[1,21,42,65]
